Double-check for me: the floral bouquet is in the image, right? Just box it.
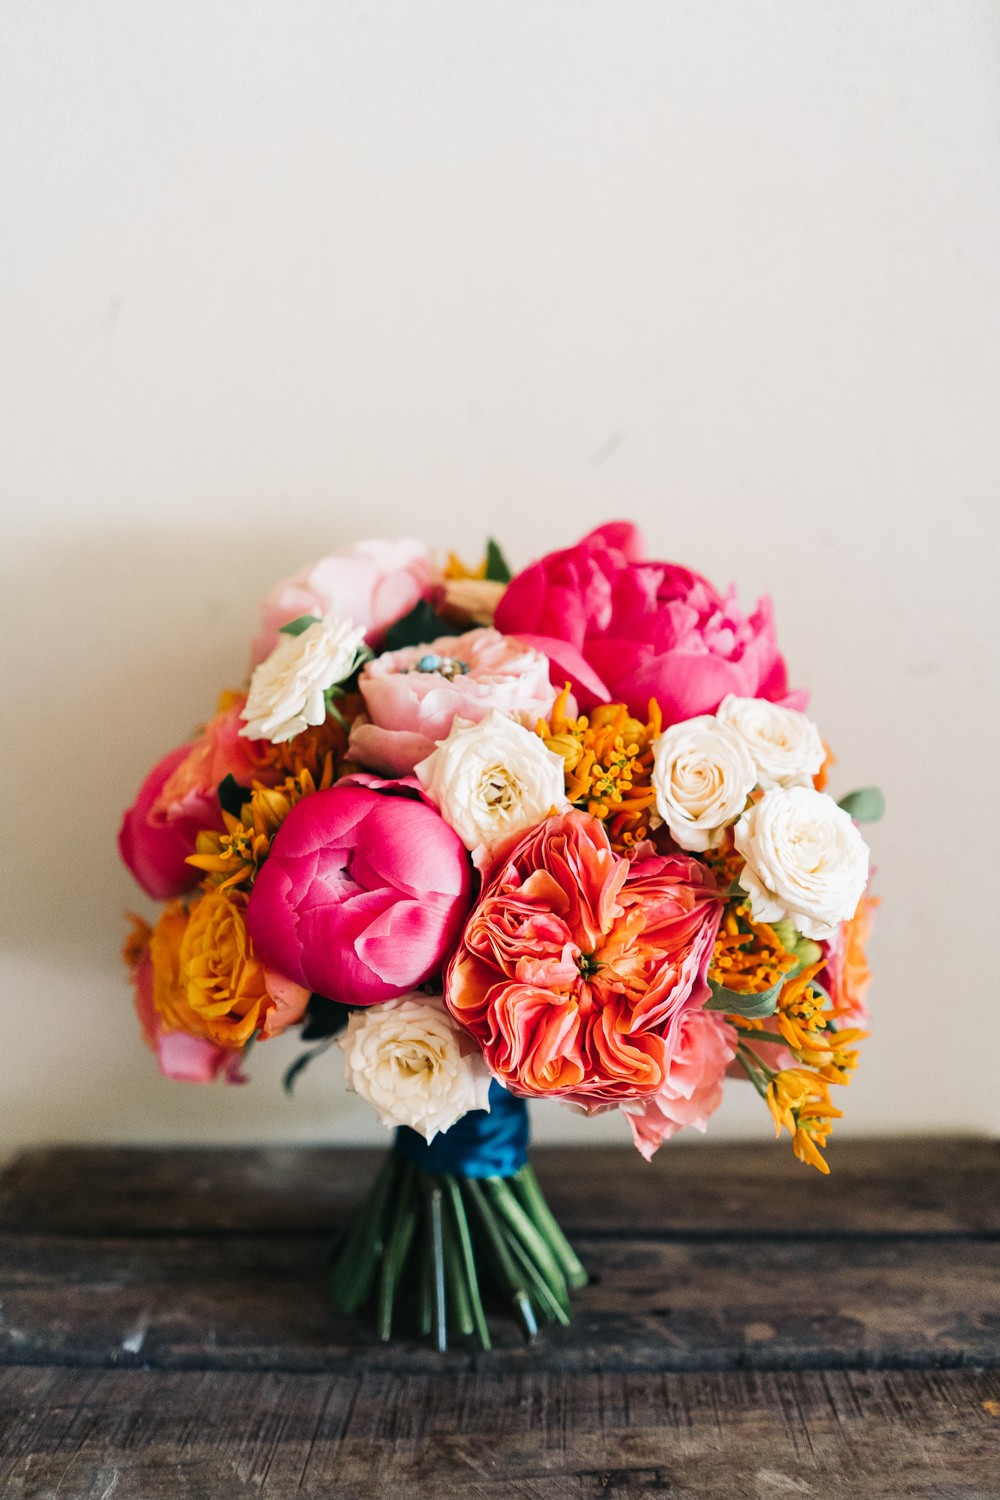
[119,523,881,1349]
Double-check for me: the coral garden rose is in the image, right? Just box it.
[339,993,492,1140]
[246,782,473,1006]
[621,1008,737,1160]
[445,808,722,1107]
[495,522,803,723]
[119,744,224,900]
[152,693,266,826]
[349,627,557,777]
[734,786,870,942]
[822,889,879,1024]
[252,537,433,666]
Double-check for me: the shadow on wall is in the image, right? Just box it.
[0,520,360,971]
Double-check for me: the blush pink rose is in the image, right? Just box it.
[246,782,473,1006]
[495,521,805,723]
[348,627,557,777]
[251,537,434,666]
[445,809,722,1107]
[130,950,248,1085]
[118,745,224,900]
[622,1008,737,1160]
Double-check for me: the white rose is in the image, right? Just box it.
[415,710,569,862]
[651,715,758,851]
[734,785,870,941]
[339,995,493,1141]
[716,694,825,790]
[240,616,366,743]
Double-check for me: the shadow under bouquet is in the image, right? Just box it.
[119,522,881,1349]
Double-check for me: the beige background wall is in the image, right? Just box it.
[2,1,997,1150]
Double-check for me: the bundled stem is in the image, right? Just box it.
[329,1152,587,1349]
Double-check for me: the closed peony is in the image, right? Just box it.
[734,786,870,942]
[339,995,493,1140]
[651,715,757,851]
[716,695,825,790]
[415,710,569,864]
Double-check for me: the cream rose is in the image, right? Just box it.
[651,715,758,851]
[415,710,569,863]
[240,616,366,743]
[339,995,492,1141]
[717,694,825,789]
[734,785,870,941]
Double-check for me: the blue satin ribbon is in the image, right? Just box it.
[394,1081,529,1178]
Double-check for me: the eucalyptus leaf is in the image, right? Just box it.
[383,599,452,653]
[278,613,321,637]
[837,787,885,823]
[484,538,513,584]
[217,773,249,820]
[705,975,783,1020]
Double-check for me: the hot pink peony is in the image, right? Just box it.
[495,521,804,723]
[246,782,473,1006]
[118,744,223,900]
[445,809,722,1107]
[622,1008,737,1160]
[348,627,557,777]
[251,537,434,666]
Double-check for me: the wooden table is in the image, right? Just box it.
[0,1139,997,1498]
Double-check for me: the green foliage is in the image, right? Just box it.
[278,614,321,636]
[217,774,248,819]
[837,787,885,823]
[484,538,513,584]
[705,975,783,1020]
[383,599,452,653]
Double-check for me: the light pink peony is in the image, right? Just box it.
[445,809,722,1107]
[118,745,222,900]
[622,1008,737,1160]
[495,521,804,723]
[246,781,473,1006]
[349,627,557,777]
[251,538,434,666]
[130,950,248,1085]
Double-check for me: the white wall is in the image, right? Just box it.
[2,1,997,1151]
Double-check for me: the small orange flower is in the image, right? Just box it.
[536,687,661,851]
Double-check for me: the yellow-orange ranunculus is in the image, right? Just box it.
[146,891,308,1050]
[179,887,306,1047]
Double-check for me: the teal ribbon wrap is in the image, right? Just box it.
[393,1081,529,1178]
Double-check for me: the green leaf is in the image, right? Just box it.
[382,599,452,653]
[705,975,784,1020]
[217,774,248,819]
[484,538,512,584]
[300,993,354,1041]
[837,787,885,823]
[278,613,321,637]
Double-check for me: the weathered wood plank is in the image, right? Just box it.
[2,1139,997,1237]
[1,1229,997,1374]
[2,1365,998,1498]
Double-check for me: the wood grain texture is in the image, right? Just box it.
[3,1139,997,1237]
[1,1230,997,1375]
[1,1142,998,1497]
[2,1365,998,1499]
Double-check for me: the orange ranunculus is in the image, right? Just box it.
[445,809,723,1107]
[178,887,309,1047]
[146,892,308,1050]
